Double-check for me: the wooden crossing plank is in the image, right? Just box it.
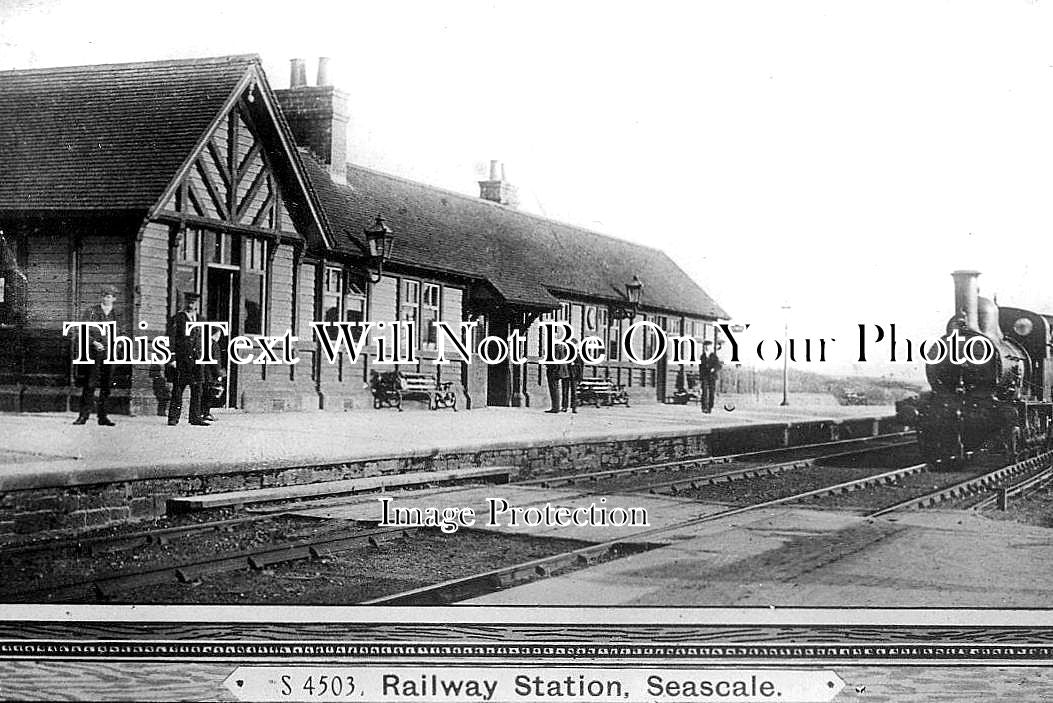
[167,465,515,511]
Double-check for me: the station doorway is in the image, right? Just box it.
[486,314,512,406]
[206,266,238,407]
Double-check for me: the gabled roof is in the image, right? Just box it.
[0,55,256,211]
[305,156,728,318]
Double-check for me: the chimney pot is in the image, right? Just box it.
[290,58,307,88]
[479,160,518,207]
[317,57,331,86]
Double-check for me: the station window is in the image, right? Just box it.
[655,315,669,338]
[321,265,343,339]
[640,314,653,361]
[344,283,365,328]
[400,279,421,346]
[422,283,440,348]
[583,305,597,334]
[245,238,267,273]
[606,312,620,362]
[241,237,267,336]
[212,231,238,266]
[536,312,552,358]
[570,304,583,336]
[174,228,201,314]
[177,228,200,263]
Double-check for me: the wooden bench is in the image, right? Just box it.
[577,377,629,407]
[370,370,458,411]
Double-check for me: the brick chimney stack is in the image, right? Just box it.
[274,57,348,183]
[290,58,307,88]
[316,56,331,86]
[478,160,518,207]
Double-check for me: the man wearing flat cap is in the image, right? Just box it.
[166,292,209,426]
[698,340,723,414]
[73,285,120,425]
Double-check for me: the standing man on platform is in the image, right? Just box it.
[564,338,584,413]
[73,285,120,426]
[545,359,568,414]
[699,340,723,414]
[167,292,209,426]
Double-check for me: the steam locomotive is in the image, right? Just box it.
[910,271,1053,463]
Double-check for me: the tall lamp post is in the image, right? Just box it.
[780,305,790,407]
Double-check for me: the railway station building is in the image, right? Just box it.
[0,55,727,415]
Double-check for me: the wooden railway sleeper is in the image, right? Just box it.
[175,555,254,582]
[248,546,314,570]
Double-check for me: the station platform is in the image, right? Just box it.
[0,395,896,540]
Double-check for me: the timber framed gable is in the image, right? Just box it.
[155,101,298,239]
[147,65,330,251]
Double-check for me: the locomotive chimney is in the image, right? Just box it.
[951,270,981,331]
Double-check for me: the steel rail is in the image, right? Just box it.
[969,465,1053,511]
[866,450,1053,518]
[0,515,280,558]
[6,524,419,602]
[638,440,916,495]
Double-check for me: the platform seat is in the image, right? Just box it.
[577,377,630,407]
[370,370,457,411]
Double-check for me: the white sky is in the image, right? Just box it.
[2,0,1052,375]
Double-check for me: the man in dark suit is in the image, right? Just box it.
[699,341,723,414]
[73,285,120,426]
[167,292,209,426]
[545,360,568,413]
[563,338,584,413]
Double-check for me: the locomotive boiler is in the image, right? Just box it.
[913,270,1053,463]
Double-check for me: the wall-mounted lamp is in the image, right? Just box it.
[610,275,643,321]
[363,214,395,284]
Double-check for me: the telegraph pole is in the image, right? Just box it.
[780,305,790,407]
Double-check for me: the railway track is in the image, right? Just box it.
[1,432,916,603]
[888,450,1053,514]
[365,448,1053,606]
[361,458,933,605]
[4,523,421,602]
[969,464,1053,511]
[0,429,964,606]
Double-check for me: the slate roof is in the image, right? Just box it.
[305,156,728,318]
[0,55,255,211]
[0,53,726,319]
